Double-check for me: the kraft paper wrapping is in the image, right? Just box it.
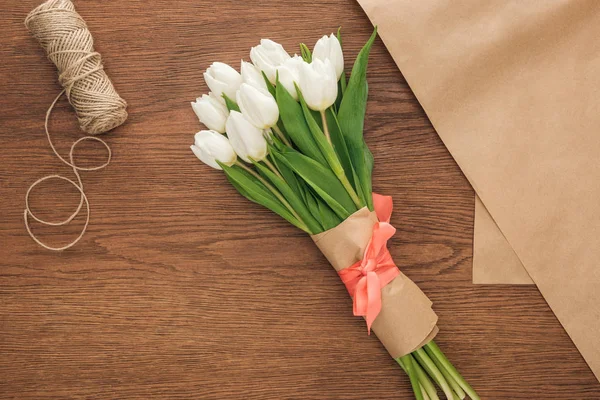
[357,0,600,380]
[311,207,438,358]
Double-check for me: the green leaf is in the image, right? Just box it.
[295,85,345,179]
[310,108,322,129]
[303,187,322,229]
[353,166,366,207]
[339,71,347,96]
[262,71,277,98]
[228,174,251,199]
[254,162,322,234]
[326,109,357,191]
[334,80,344,111]
[316,195,343,231]
[304,187,319,216]
[275,81,327,165]
[363,139,374,197]
[337,27,377,210]
[296,85,364,209]
[271,147,356,219]
[269,135,287,152]
[222,93,240,112]
[303,188,341,233]
[270,150,305,202]
[300,43,312,63]
[221,163,306,232]
[256,160,273,182]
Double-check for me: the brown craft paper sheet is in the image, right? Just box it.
[474,195,533,284]
[357,0,600,380]
[312,207,438,358]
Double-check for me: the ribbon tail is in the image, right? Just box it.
[353,276,368,320]
[365,222,396,259]
[372,193,393,223]
[365,271,382,335]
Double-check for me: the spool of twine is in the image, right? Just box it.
[24,0,127,251]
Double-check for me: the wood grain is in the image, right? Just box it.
[1,0,599,398]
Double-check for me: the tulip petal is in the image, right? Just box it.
[191,130,237,169]
[226,111,268,163]
[236,84,279,129]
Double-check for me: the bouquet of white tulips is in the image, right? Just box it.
[189,28,480,400]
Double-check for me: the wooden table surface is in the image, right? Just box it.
[2,0,599,398]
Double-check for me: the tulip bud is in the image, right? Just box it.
[250,39,291,84]
[241,60,268,91]
[298,59,338,111]
[203,62,243,102]
[312,34,344,79]
[190,130,237,170]
[191,93,229,133]
[225,111,268,163]
[276,55,303,100]
[236,83,279,130]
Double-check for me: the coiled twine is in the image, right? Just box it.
[24,0,127,250]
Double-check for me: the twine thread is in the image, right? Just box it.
[24,0,126,251]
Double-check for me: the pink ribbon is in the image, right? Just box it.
[338,193,399,334]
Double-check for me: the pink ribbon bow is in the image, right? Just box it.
[337,193,399,334]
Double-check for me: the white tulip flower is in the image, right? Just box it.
[225,111,268,163]
[312,33,344,79]
[236,83,279,130]
[298,58,338,111]
[250,39,291,84]
[203,62,243,102]
[276,55,303,100]
[240,60,268,91]
[190,130,237,170]
[190,93,229,133]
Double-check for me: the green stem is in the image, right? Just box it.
[398,356,438,400]
[425,342,480,400]
[337,170,363,209]
[320,110,332,145]
[263,158,283,180]
[236,161,309,232]
[414,358,440,400]
[272,125,292,147]
[425,346,465,399]
[413,348,456,400]
[396,356,407,372]
[399,355,424,400]
[420,384,431,400]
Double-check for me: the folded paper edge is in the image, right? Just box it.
[473,195,534,284]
